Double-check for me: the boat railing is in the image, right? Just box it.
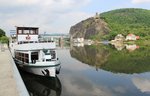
[17,40,54,45]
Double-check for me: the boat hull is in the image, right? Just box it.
[15,59,61,77]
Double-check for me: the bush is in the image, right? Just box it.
[0,36,9,44]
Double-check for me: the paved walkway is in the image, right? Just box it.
[0,46,19,96]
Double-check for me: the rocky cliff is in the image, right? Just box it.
[69,16,110,40]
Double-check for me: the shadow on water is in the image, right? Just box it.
[19,70,62,96]
[70,43,150,74]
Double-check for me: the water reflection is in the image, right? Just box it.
[57,48,150,96]
[110,42,125,51]
[70,44,150,74]
[132,77,150,93]
[20,71,61,96]
[125,44,139,51]
[111,42,140,51]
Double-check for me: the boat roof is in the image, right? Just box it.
[16,26,39,35]
[16,27,39,30]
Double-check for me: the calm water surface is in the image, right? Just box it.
[21,44,150,96]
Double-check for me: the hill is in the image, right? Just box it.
[100,8,150,40]
[70,8,150,40]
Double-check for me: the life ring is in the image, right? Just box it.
[26,35,31,40]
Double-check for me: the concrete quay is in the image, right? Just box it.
[0,44,29,96]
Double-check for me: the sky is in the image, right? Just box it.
[0,0,150,36]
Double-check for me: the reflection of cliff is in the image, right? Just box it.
[70,44,150,74]
[20,71,61,96]
[70,45,110,68]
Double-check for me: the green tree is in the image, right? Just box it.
[0,29,5,37]
[0,36,9,44]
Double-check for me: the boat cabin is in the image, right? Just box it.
[16,27,39,43]
[15,49,57,64]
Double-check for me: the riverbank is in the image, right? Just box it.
[0,48,20,96]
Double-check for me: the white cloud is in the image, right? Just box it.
[0,0,92,35]
[132,0,150,4]
[132,77,150,93]
[60,72,114,96]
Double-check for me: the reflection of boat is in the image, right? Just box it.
[9,27,61,77]
[20,70,61,96]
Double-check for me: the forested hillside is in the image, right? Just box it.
[100,8,150,40]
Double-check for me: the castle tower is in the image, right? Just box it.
[95,12,99,19]
[94,12,100,23]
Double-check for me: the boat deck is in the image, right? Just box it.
[0,46,20,96]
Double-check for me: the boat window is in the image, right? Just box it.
[30,30,34,34]
[18,30,22,34]
[43,49,51,55]
[43,49,56,59]
[35,29,38,34]
[24,30,29,34]
[15,52,29,63]
[50,50,56,59]
[31,52,38,64]
[46,59,51,61]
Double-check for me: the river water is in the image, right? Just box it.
[20,43,150,96]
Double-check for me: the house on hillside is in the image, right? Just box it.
[125,34,140,41]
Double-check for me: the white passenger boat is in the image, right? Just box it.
[9,27,61,77]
